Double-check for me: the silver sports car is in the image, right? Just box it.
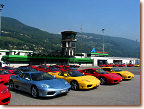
[9,71,71,98]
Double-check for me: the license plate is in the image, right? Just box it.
[61,90,66,93]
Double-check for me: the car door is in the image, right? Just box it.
[94,70,101,78]
[57,71,65,79]
[14,73,25,91]
[57,72,71,83]
[21,73,31,92]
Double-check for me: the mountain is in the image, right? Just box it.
[76,33,140,57]
[1,16,61,53]
[0,16,140,58]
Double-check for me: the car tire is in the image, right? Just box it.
[31,86,39,98]
[9,80,15,90]
[99,77,107,85]
[71,81,79,90]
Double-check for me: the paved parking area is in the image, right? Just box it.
[7,67,141,106]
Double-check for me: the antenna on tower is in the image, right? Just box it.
[0,4,4,36]
[80,24,82,33]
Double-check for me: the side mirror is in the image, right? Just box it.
[64,73,68,77]
[25,77,30,81]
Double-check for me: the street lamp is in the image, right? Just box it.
[102,28,105,53]
[0,4,4,36]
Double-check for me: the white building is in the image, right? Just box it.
[0,50,33,61]
[0,50,33,67]
[75,53,140,67]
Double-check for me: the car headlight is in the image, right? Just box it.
[1,88,9,94]
[65,81,69,85]
[41,84,50,88]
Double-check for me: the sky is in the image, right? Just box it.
[0,0,140,41]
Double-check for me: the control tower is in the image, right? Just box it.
[61,31,77,57]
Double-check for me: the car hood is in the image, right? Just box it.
[34,79,70,89]
[78,75,100,83]
[106,73,122,78]
[120,71,134,75]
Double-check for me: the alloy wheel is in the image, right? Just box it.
[31,87,38,98]
[100,77,106,85]
[71,81,79,90]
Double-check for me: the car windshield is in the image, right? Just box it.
[50,68,60,71]
[68,71,84,77]
[31,73,54,81]
[112,68,122,72]
[95,69,108,74]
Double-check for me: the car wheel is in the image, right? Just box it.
[100,77,107,85]
[31,86,39,98]
[71,81,79,90]
[9,80,15,90]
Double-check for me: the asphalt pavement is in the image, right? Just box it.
[6,67,140,106]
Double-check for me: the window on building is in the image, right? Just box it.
[6,52,10,55]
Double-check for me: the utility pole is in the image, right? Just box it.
[102,28,105,53]
[0,4,4,36]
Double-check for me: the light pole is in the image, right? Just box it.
[0,4,4,36]
[136,39,139,64]
[102,28,105,53]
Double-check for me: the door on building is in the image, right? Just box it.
[113,60,122,64]
[98,60,108,66]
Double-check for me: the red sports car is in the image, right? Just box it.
[80,68,122,85]
[112,64,120,67]
[0,70,18,84]
[119,64,126,67]
[127,64,134,67]
[99,64,107,67]
[0,84,11,105]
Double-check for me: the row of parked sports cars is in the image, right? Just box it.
[99,63,140,67]
[0,65,135,105]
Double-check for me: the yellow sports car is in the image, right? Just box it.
[49,70,100,90]
[101,67,134,80]
[134,64,140,67]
